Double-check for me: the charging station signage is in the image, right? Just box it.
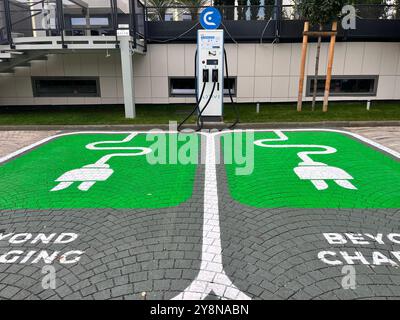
[199,7,222,30]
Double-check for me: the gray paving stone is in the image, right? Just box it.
[111,284,133,298]
[1,129,400,300]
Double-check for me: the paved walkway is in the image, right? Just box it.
[0,131,58,158]
[346,127,400,153]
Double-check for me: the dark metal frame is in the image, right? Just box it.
[1,3,400,49]
[130,0,147,51]
[0,0,147,50]
[3,0,14,48]
[145,3,400,43]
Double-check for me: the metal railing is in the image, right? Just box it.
[145,3,400,22]
[1,2,399,47]
[0,0,147,49]
[131,0,146,51]
[354,4,400,20]
[145,5,279,22]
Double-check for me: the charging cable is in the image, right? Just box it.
[177,82,206,132]
[178,50,207,132]
[196,81,217,131]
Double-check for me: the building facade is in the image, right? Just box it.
[0,1,399,108]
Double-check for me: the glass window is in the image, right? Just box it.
[89,17,109,26]
[71,17,86,26]
[306,76,378,96]
[71,17,109,26]
[32,77,100,97]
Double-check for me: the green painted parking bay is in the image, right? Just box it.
[222,130,400,209]
[0,132,199,210]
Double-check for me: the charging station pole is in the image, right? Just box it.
[197,29,224,122]
[197,7,224,123]
[178,7,231,131]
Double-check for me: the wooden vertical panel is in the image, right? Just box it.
[297,21,309,112]
[323,21,338,112]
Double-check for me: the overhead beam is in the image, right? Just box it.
[65,0,88,9]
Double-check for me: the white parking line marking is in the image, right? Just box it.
[172,134,251,300]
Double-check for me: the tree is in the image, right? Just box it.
[147,0,175,21]
[351,0,387,19]
[395,0,400,19]
[249,0,260,20]
[295,0,346,111]
[177,0,211,21]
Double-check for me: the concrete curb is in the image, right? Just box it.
[0,121,399,131]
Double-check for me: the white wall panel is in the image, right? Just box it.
[0,42,400,105]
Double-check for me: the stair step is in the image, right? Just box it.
[0,51,47,73]
[0,69,14,74]
[31,55,48,61]
[0,52,12,59]
[14,63,31,68]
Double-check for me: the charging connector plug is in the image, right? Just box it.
[212,69,218,82]
[202,69,209,82]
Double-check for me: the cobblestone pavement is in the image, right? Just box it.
[0,167,204,300]
[0,128,399,300]
[346,127,400,153]
[0,132,204,300]
[216,128,400,299]
[218,165,400,300]
[0,131,58,158]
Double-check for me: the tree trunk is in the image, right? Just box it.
[297,21,309,112]
[191,8,198,21]
[250,0,259,20]
[323,21,338,113]
[158,8,166,21]
[311,24,322,112]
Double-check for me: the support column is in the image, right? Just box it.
[119,36,136,119]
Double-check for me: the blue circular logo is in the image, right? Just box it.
[199,7,222,30]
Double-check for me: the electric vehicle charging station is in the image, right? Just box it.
[196,29,224,122]
[178,7,239,130]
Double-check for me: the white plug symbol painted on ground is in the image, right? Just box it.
[294,164,356,190]
[51,133,151,192]
[254,130,357,191]
[51,163,113,191]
